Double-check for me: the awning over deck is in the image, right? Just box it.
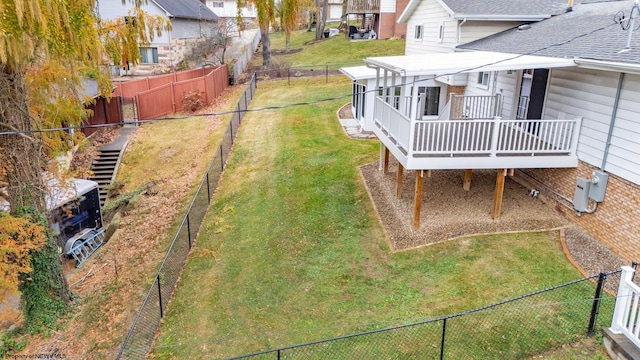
[364,51,576,77]
[339,66,376,81]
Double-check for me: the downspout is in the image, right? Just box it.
[457,18,466,45]
[601,73,625,170]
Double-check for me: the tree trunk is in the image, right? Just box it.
[0,66,72,332]
[0,68,46,214]
[286,34,290,52]
[315,0,329,40]
[261,30,272,67]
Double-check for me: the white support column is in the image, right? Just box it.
[409,76,419,121]
[611,266,636,333]
[399,76,407,117]
[489,116,502,157]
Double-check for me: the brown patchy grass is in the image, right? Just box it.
[11,84,246,358]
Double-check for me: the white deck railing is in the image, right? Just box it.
[610,266,640,349]
[374,95,411,152]
[374,96,582,159]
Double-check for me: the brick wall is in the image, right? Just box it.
[513,162,640,263]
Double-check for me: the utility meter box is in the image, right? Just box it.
[573,178,591,212]
[589,170,609,202]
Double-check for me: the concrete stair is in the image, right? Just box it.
[90,149,121,206]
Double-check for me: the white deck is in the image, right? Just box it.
[373,96,582,170]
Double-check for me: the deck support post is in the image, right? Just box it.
[463,169,472,191]
[493,169,507,219]
[383,146,390,174]
[396,163,404,198]
[413,170,425,229]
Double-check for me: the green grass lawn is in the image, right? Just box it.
[151,78,607,359]
[258,29,405,68]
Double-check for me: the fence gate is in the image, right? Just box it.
[119,96,139,124]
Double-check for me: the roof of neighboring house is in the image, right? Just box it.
[152,0,218,21]
[457,0,640,67]
[399,0,576,23]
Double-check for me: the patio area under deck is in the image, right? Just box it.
[364,51,580,228]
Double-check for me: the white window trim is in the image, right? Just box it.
[476,71,491,89]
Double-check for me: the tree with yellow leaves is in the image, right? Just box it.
[0,0,168,332]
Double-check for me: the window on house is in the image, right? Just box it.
[140,47,159,64]
[124,16,136,26]
[418,86,441,117]
[477,71,490,88]
[211,1,224,7]
[415,25,423,40]
[352,82,366,119]
[437,22,444,43]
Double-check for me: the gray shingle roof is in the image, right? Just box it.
[153,0,218,21]
[458,0,640,65]
[441,0,571,17]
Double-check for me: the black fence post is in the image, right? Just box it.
[587,272,606,335]
[288,68,291,86]
[230,119,234,141]
[187,214,192,248]
[440,318,447,360]
[326,65,329,83]
[220,145,224,170]
[206,172,211,204]
[244,91,248,113]
[157,274,163,318]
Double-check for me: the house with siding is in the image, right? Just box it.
[204,0,257,20]
[360,0,640,263]
[98,0,218,74]
[398,0,571,55]
[341,0,573,133]
[455,0,640,263]
[345,0,409,40]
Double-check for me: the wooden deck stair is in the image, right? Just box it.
[90,149,121,206]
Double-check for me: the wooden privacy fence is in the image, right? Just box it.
[113,65,230,120]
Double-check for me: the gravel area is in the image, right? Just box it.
[358,150,627,280]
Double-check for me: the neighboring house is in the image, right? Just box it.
[342,0,573,134]
[398,0,572,55]
[328,0,345,21]
[345,0,409,39]
[357,0,640,264]
[98,0,218,74]
[204,0,257,20]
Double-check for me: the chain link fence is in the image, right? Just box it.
[117,73,257,360]
[230,270,623,359]
[251,62,363,85]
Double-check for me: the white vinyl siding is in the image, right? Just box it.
[404,0,457,55]
[97,1,170,44]
[603,73,640,184]
[458,21,525,44]
[542,67,640,184]
[206,0,257,18]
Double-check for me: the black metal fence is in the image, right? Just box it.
[252,63,362,85]
[117,73,257,359]
[229,270,622,360]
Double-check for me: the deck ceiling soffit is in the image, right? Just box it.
[364,52,577,77]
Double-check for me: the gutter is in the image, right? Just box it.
[452,14,550,21]
[574,58,640,75]
[601,73,625,170]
